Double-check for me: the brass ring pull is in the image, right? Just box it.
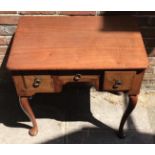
[33,78,41,88]
[113,80,122,89]
[73,74,81,82]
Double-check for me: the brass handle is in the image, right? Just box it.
[113,80,122,89]
[73,74,81,82]
[33,78,41,88]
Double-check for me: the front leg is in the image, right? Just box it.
[118,95,138,138]
[19,97,38,136]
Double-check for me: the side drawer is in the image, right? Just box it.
[13,75,54,96]
[103,71,136,91]
[23,75,54,92]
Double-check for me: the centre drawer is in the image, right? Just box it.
[103,71,136,91]
[52,74,99,92]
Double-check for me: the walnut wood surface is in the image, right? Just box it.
[19,97,38,136]
[52,75,99,92]
[13,74,100,96]
[7,16,148,71]
[103,71,136,91]
[129,70,145,95]
[23,75,54,92]
[7,16,149,137]
[118,95,138,138]
[12,70,144,97]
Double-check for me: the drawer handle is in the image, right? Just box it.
[73,74,81,82]
[113,80,122,89]
[33,78,41,88]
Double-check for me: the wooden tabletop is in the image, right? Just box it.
[7,16,148,71]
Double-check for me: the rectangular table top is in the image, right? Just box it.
[7,16,148,71]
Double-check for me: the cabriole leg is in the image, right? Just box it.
[19,96,38,136]
[118,95,138,138]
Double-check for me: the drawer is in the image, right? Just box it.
[13,74,99,96]
[23,75,54,93]
[103,71,136,91]
[52,74,99,92]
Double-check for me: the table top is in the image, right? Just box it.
[7,16,148,71]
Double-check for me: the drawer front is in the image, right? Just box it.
[103,71,136,91]
[13,74,99,96]
[52,74,99,92]
[23,75,54,93]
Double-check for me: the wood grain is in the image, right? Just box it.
[13,75,54,96]
[7,16,148,71]
[129,70,145,95]
[13,74,99,96]
[19,97,38,136]
[8,16,148,137]
[23,75,54,92]
[52,75,99,92]
[103,71,136,91]
[118,95,138,138]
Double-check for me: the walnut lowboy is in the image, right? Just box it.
[7,16,148,138]
[11,69,144,137]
